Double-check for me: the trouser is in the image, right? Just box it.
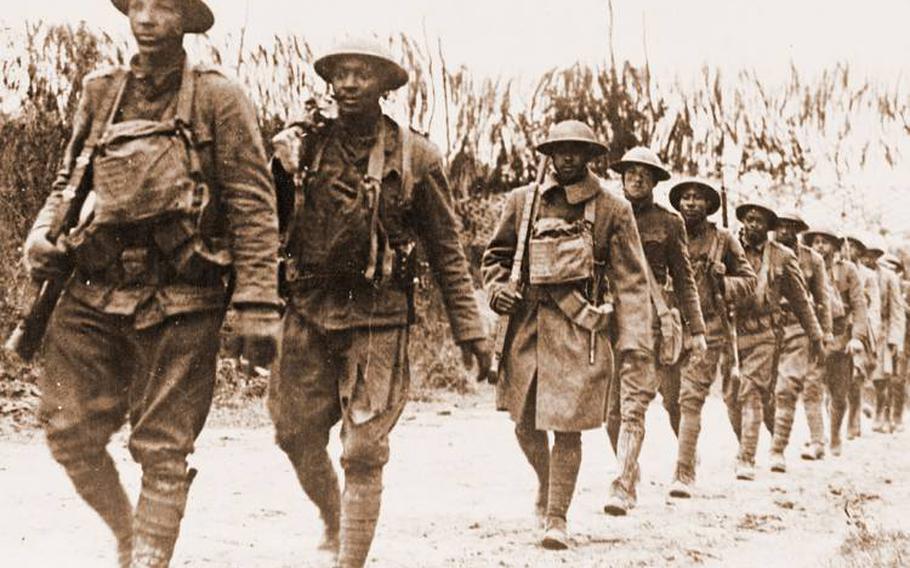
[657,358,683,437]
[513,380,582,523]
[269,310,410,568]
[825,351,853,449]
[606,351,658,504]
[769,333,810,454]
[847,355,868,437]
[892,373,907,425]
[674,344,724,484]
[40,293,223,567]
[801,355,827,448]
[723,332,776,466]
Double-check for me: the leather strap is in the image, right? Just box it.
[363,119,387,282]
[645,261,671,318]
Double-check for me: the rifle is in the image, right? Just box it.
[488,157,549,381]
[5,148,96,362]
[718,180,742,381]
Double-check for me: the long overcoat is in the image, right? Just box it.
[482,171,653,431]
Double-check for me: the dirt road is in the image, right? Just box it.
[2,392,908,567]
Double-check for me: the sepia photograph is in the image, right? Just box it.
[1,0,908,566]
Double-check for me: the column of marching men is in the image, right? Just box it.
[15,1,910,566]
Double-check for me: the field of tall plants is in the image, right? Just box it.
[0,22,908,401]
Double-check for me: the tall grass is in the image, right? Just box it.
[0,22,907,393]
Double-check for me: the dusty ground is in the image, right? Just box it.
[1,391,908,567]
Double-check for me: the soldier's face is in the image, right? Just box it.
[678,186,708,224]
[741,208,771,244]
[622,165,657,201]
[861,251,880,268]
[811,236,836,257]
[329,58,384,117]
[128,0,184,59]
[775,220,800,246]
[550,143,591,184]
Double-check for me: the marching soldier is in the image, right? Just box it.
[769,209,833,471]
[666,178,756,497]
[603,147,708,516]
[269,39,491,567]
[896,261,910,432]
[844,233,882,438]
[871,251,905,432]
[483,120,653,548]
[804,226,868,456]
[22,1,282,566]
[727,202,822,480]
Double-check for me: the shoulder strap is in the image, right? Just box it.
[175,61,197,126]
[707,228,723,265]
[400,125,414,202]
[95,69,130,146]
[508,183,540,286]
[363,119,388,282]
[645,261,671,317]
[755,243,773,306]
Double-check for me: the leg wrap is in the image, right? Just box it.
[891,378,906,425]
[546,432,581,521]
[610,425,644,505]
[131,468,195,568]
[49,443,133,553]
[515,424,550,515]
[675,410,702,485]
[337,467,383,568]
[803,384,826,446]
[738,395,763,466]
[289,448,341,542]
[770,395,797,454]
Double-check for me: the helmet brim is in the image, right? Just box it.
[735,203,779,226]
[314,52,409,91]
[669,180,720,216]
[773,217,809,233]
[536,138,608,157]
[609,160,672,182]
[803,231,843,249]
[111,0,214,34]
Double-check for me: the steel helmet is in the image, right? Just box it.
[880,254,904,273]
[315,39,409,91]
[774,208,809,233]
[802,225,843,249]
[111,0,214,34]
[861,232,887,257]
[609,146,671,182]
[668,177,721,216]
[535,120,608,157]
[735,201,779,226]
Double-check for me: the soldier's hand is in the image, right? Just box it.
[234,305,282,371]
[809,338,826,363]
[689,333,708,363]
[846,338,864,356]
[492,288,523,315]
[24,228,68,281]
[271,125,306,175]
[459,338,493,383]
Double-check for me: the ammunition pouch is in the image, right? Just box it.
[528,218,594,286]
[546,286,613,332]
[283,241,419,296]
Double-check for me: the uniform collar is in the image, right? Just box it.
[628,194,655,214]
[686,218,713,238]
[130,51,186,99]
[331,114,402,177]
[541,170,601,204]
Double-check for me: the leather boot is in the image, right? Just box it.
[604,426,643,516]
[337,467,383,568]
[131,468,196,568]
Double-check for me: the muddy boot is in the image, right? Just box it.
[541,517,569,550]
[515,425,550,524]
[604,427,643,516]
[736,396,762,481]
[337,467,383,568]
[671,410,701,498]
[289,450,340,553]
[801,442,825,461]
[891,380,905,431]
[50,445,133,566]
[542,432,580,550]
[769,397,795,472]
[131,467,196,568]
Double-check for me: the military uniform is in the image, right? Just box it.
[817,250,868,454]
[605,197,706,440]
[269,42,485,566]
[483,122,652,547]
[872,260,905,431]
[849,256,880,437]
[30,47,280,568]
[672,212,756,489]
[769,238,832,468]
[896,278,910,430]
[728,217,822,477]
